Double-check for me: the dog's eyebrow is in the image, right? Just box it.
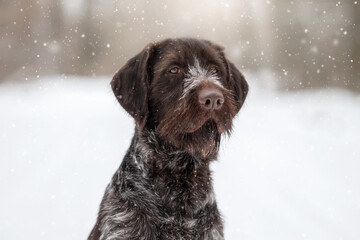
[153,60,185,74]
[166,60,184,67]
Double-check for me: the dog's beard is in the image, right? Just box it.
[191,119,221,156]
[162,119,221,157]
[156,88,237,157]
[159,110,231,157]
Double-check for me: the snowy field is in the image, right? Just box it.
[1,75,360,240]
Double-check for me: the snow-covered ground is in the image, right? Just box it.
[0,75,360,240]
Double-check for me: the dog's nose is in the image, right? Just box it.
[198,88,224,110]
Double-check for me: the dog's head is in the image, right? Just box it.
[112,38,248,156]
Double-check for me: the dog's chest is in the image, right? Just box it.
[109,134,223,239]
[146,152,213,217]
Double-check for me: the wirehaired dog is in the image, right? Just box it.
[88,38,248,240]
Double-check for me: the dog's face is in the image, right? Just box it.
[112,38,248,156]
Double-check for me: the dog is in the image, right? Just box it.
[88,38,248,240]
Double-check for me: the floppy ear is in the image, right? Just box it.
[111,44,155,130]
[227,61,249,112]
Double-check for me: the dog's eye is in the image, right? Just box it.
[209,67,218,74]
[169,67,181,74]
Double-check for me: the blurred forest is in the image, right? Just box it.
[1,0,359,91]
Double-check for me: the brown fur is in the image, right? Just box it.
[89,38,248,240]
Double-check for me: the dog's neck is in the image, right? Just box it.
[136,127,219,165]
[131,128,218,217]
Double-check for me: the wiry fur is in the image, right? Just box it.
[181,57,224,100]
[89,38,248,240]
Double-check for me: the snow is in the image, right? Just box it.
[1,75,360,239]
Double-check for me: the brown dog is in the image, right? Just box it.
[89,38,248,240]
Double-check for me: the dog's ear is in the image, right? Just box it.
[227,61,249,112]
[111,44,156,130]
